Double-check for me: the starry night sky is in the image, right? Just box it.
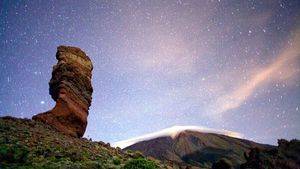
[0,0,299,145]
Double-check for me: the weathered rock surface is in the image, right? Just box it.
[33,46,93,137]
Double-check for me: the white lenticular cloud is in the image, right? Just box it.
[112,125,243,149]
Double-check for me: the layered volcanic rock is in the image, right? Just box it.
[33,46,93,137]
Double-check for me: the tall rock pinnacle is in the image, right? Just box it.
[33,46,93,137]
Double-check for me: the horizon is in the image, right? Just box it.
[0,1,300,145]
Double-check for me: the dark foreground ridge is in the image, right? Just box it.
[0,116,169,169]
[240,139,300,169]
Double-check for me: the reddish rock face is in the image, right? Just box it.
[33,46,93,137]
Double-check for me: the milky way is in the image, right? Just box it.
[0,0,299,145]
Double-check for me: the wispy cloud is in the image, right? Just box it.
[215,30,300,114]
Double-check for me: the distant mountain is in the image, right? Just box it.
[122,126,273,169]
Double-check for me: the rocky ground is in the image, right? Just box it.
[240,139,300,169]
[0,116,168,169]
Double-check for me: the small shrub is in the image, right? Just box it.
[132,151,144,159]
[0,144,29,163]
[124,158,158,169]
[113,156,121,165]
[212,158,233,169]
[126,150,133,154]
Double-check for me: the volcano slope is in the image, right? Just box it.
[124,129,274,169]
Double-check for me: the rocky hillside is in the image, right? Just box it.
[240,139,300,169]
[124,130,274,169]
[0,116,169,169]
